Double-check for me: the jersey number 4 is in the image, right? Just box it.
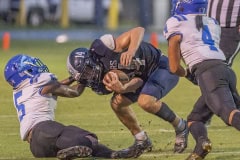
[202,25,218,51]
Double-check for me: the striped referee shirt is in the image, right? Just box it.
[207,0,240,27]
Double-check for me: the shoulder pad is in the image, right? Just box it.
[30,73,57,87]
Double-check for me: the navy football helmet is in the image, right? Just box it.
[171,0,208,15]
[67,47,103,88]
[4,54,49,88]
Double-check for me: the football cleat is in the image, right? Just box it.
[174,120,189,153]
[111,148,136,159]
[127,134,153,158]
[185,153,203,160]
[201,138,212,157]
[57,145,92,160]
[112,134,153,159]
[186,138,212,160]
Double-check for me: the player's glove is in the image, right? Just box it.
[185,68,198,85]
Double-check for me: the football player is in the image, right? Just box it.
[4,54,135,159]
[164,0,240,159]
[67,27,189,157]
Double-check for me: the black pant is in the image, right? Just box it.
[30,120,97,157]
[188,60,237,124]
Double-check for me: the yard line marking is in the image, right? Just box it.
[0,115,16,118]
[141,151,240,157]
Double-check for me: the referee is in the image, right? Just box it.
[207,0,240,111]
[208,0,240,66]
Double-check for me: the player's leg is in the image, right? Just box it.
[199,64,239,126]
[111,93,141,136]
[29,120,65,157]
[110,93,152,157]
[229,70,240,109]
[187,96,213,160]
[138,67,188,153]
[57,146,92,160]
[56,125,124,159]
[187,64,239,160]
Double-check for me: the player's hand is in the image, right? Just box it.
[103,72,125,93]
[60,76,75,85]
[185,68,198,85]
[120,50,135,66]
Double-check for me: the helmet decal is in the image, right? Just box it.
[171,0,208,15]
[67,48,103,88]
[4,54,49,88]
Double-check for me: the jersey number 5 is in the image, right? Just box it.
[14,91,26,122]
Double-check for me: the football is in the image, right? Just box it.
[103,69,130,85]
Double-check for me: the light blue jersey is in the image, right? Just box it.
[13,73,57,140]
[164,14,226,70]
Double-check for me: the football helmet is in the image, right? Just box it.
[4,54,49,88]
[171,0,208,15]
[67,47,103,88]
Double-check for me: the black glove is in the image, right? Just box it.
[185,68,198,85]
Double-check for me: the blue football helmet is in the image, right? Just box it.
[171,0,208,15]
[4,54,49,88]
[67,47,103,88]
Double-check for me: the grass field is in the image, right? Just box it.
[0,40,239,160]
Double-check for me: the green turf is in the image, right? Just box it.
[0,40,239,160]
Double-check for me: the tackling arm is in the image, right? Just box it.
[168,35,186,77]
[59,76,75,85]
[41,80,85,98]
[168,35,198,85]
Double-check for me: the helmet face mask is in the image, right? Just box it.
[4,54,49,88]
[171,0,208,15]
[67,48,103,88]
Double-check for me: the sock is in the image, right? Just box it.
[189,121,208,155]
[134,131,147,141]
[92,143,114,158]
[189,121,207,142]
[155,102,176,123]
[175,118,185,132]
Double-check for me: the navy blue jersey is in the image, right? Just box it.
[90,39,167,81]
